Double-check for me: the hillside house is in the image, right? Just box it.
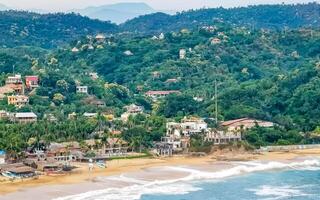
[145,90,180,99]
[179,49,186,59]
[25,76,39,90]
[221,118,274,133]
[124,50,133,56]
[5,74,24,95]
[95,34,106,42]
[0,110,8,119]
[6,74,22,84]
[89,72,99,80]
[68,112,77,120]
[5,84,24,95]
[83,112,97,118]
[0,85,14,100]
[152,71,161,79]
[11,112,37,123]
[76,86,88,94]
[83,96,105,107]
[71,47,79,52]
[7,95,29,107]
[211,38,221,45]
[165,78,178,83]
[121,104,144,122]
[125,104,144,114]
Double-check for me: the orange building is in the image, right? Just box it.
[8,95,29,107]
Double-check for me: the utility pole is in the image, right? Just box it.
[214,79,218,124]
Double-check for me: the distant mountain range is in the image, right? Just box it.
[71,2,165,24]
[0,3,9,11]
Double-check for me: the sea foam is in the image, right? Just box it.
[53,159,320,200]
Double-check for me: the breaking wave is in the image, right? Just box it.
[53,159,320,200]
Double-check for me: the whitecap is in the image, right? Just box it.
[248,185,311,200]
[53,159,320,200]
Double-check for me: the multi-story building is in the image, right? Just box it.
[166,117,208,138]
[7,95,29,107]
[5,74,23,84]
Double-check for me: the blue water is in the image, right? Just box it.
[141,169,320,200]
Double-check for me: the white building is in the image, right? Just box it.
[166,117,208,138]
[6,74,22,84]
[83,112,97,118]
[179,49,186,59]
[12,112,37,123]
[76,86,88,94]
[166,117,242,146]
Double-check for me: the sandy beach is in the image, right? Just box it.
[1,148,320,200]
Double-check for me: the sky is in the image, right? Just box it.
[0,0,318,12]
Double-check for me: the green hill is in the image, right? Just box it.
[0,11,117,48]
[121,3,320,33]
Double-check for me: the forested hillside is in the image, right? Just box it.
[48,22,320,131]
[121,3,320,33]
[0,3,319,48]
[0,11,117,48]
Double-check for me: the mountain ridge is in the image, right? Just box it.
[72,2,157,24]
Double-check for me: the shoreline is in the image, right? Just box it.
[1,148,320,198]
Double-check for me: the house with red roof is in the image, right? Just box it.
[25,76,39,90]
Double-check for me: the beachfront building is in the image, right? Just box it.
[166,117,208,138]
[76,86,88,94]
[11,112,37,123]
[145,90,180,100]
[0,163,36,178]
[25,76,39,90]
[205,130,242,144]
[7,95,29,107]
[221,118,274,133]
[102,138,129,157]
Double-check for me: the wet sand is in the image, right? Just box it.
[1,148,320,200]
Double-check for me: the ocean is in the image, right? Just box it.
[142,168,320,200]
[53,159,320,200]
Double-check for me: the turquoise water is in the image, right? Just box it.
[141,169,320,200]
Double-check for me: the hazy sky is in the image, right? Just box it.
[0,0,318,12]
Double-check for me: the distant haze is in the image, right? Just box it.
[0,0,318,12]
